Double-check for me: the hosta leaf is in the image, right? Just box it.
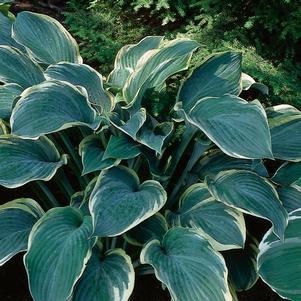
[12,11,82,64]
[140,227,232,301]
[0,198,44,265]
[110,108,146,140]
[0,135,67,188]
[166,183,246,251]
[137,115,173,154]
[89,166,167,236]
[0,119,8,134]
[267,105,301,161]
[206,170,288,239]
[258,209,301,301]
[179,52,242,111]
[223,234,259,291]
[193,149,268,179]
[187,95,272,159]
[0,46,44,88]
[108,36,163,89]
[241,73,268,95]
[0,13,24,50]
[272,162,301,186]
[0,83,23,120]
[123,38,199,108]
[103,135,140,160]
[45,62,113,112]
[24,207,93,301]
[124,213,168,246]
[72,248,134,301]
[79,135,117,175]
[277,186,301,213]
[11,80,101,139]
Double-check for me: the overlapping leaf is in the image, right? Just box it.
[206,170,288,239]
[140,227,232,301]
[11,80,101,138]
[12,11,82,64]
[0,198,44,265]
[166,183,246,251]
[24,207,93,301]
[0,83,23,119]
[89,166,167,236]
[0,135,67,188]
[72,248,134,301]
[45,62,113,112]
[179,52,242,111]
[258,209,301,301]
[187,95,272,159]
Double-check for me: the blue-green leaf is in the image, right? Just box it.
[140,227,232,301]
[79,135,118,175]
[0,46,44,88]
[0,198,44,265]
[103,135,140,160]
[272,162,301,186]
[258,209,301,301]
[11,80,101,139]
[206,170,288,239]
[45,62,114,112]
[24,207,93,301]
[277,186,301,213]
[166,183,246,251]
[124,213,168,246]
[0,83,23,120]
[123,38,199,108]
[108,36,163,89]
[72,248,134,301]
[179,52,242,111]
[0,135,67,188]
[187,95,272,159]
[12,11,82,64]
[89,166,167,236]
[267,105,301,161]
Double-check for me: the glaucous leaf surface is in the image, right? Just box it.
[0,46,44,88]
[24,207,93,301]
[45,62,114,112]
[0,135,67,188]
[89,166,167,236]
[12,11,82,64]
[140,227,232,301]
[136,115,173,154]
[267,105,301,161]
[79,135,117,175]
[193,149,269,179]
[108,36,163,89]
[179,52,242,111]
[0,83,23,119]
[223,235,259,291]
[123,38,199,108]
[206,170,288,239]
[258,209,301,301]
[11,80,101,138]
[0,12,24,50]
[166,183,246,251]
[0,198,44,265]
[272,161,301,186]
[0,119,8,134]
[277,186,301,213]
[72,248,134,301]
[187,95,272,159]
[110,108,146,140]
[103,135,140,160]
[124,213,168,246]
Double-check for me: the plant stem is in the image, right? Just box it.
[168,138,211,207]
[55,169,75,200]
[132,259,141,269]
[110,237,117,249]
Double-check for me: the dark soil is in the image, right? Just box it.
[0,1,288,301]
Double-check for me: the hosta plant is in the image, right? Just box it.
[0,7,301,301]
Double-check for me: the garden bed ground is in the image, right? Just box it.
[0,1,287,301]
